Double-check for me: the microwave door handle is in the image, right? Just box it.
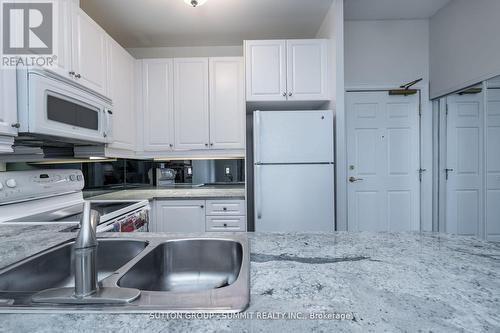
[104,109,113,139]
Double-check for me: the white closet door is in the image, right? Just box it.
[486,89,500,241]
[446,93,484,236]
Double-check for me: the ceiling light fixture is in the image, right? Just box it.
[184,0,207,7]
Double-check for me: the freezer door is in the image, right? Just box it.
[254,164,334,232]
[254,110,334,164]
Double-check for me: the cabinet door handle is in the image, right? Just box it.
[210,143,214,146]
[288,92,292,96]
[205,143,209,147]
[223,223,228,227]
[69,71,75,76]
[11,123,20,129]
[200,205,204,209]
[282,92,286,97]
[169,144,173,148]
[74,73,81,79]
[223,207,227,211]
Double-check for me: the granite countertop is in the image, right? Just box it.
[0,226,499,332]
[86,187,245,201]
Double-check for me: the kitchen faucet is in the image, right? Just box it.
[31,202,141,304]
[74,201,99,297]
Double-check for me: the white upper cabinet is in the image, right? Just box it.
[173,58,210,150]
[71,8,108,96]
[51,0,73,79]
[209,57,245,149]
[245,40,287,101]
[0,69,18,138]
[142,59,174,151]
[245,39,329,102]
[107,39,136,152]
[286,39,328,101]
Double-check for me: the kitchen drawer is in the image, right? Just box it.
[206,216,246,232]
[206,200,246,216]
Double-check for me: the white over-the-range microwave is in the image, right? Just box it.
[16,68,113,144]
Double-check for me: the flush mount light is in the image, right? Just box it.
[184,0,208,7]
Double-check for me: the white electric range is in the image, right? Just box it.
[0,169,149,232]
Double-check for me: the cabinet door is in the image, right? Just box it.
[286,39,329,101]
[245,40,287,101]
[72,8,108,96]
[154,200,206,233]
[173,58,210,150]
[107,39,136,151]
[51,0,73,79]
[209,57,245,149]
[0,69,18,137]
[142,59,174,151]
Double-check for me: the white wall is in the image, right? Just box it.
[430,0,500,98]
[128,46,243,59]
[345,20,429,88]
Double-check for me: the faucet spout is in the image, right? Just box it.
[74,201,100,298]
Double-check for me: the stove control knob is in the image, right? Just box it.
[6,179,17,188]
[69,175,77,181]
[77,175,83,181]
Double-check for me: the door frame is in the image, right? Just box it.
[344,86,428,231]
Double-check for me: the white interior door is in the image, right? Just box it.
[445,93,484,237]
[346,91,420,232]
[486,89,500,241]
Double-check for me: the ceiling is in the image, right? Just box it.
[80,0,333,48]
[344,0,452,21]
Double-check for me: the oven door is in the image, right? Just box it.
[24,71,113,144]
[97,207,150,233]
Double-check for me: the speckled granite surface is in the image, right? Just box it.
[0,226,499,332]
[87,188,245,201]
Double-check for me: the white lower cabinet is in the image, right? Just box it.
[152,199,246,232]
[153,200,205,232]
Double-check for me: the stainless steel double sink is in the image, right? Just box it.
[0,235,249,313]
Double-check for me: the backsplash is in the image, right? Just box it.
[6,159,244,190]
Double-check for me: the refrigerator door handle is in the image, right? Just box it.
[254,110,261,163]
[255,164,262,219]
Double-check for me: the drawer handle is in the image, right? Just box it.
[223,207,227,211]
[200,205,204,208]
[223,223,228,227]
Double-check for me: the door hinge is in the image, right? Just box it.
[419,168,427,182]
[419,103,422,117]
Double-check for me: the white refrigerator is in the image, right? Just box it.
[253,110,335,232]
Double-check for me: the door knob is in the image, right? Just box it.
[349,176,363,183]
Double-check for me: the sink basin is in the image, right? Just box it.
[0,235,249,312]
[118,239,242,292]
[0,239,148,292]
